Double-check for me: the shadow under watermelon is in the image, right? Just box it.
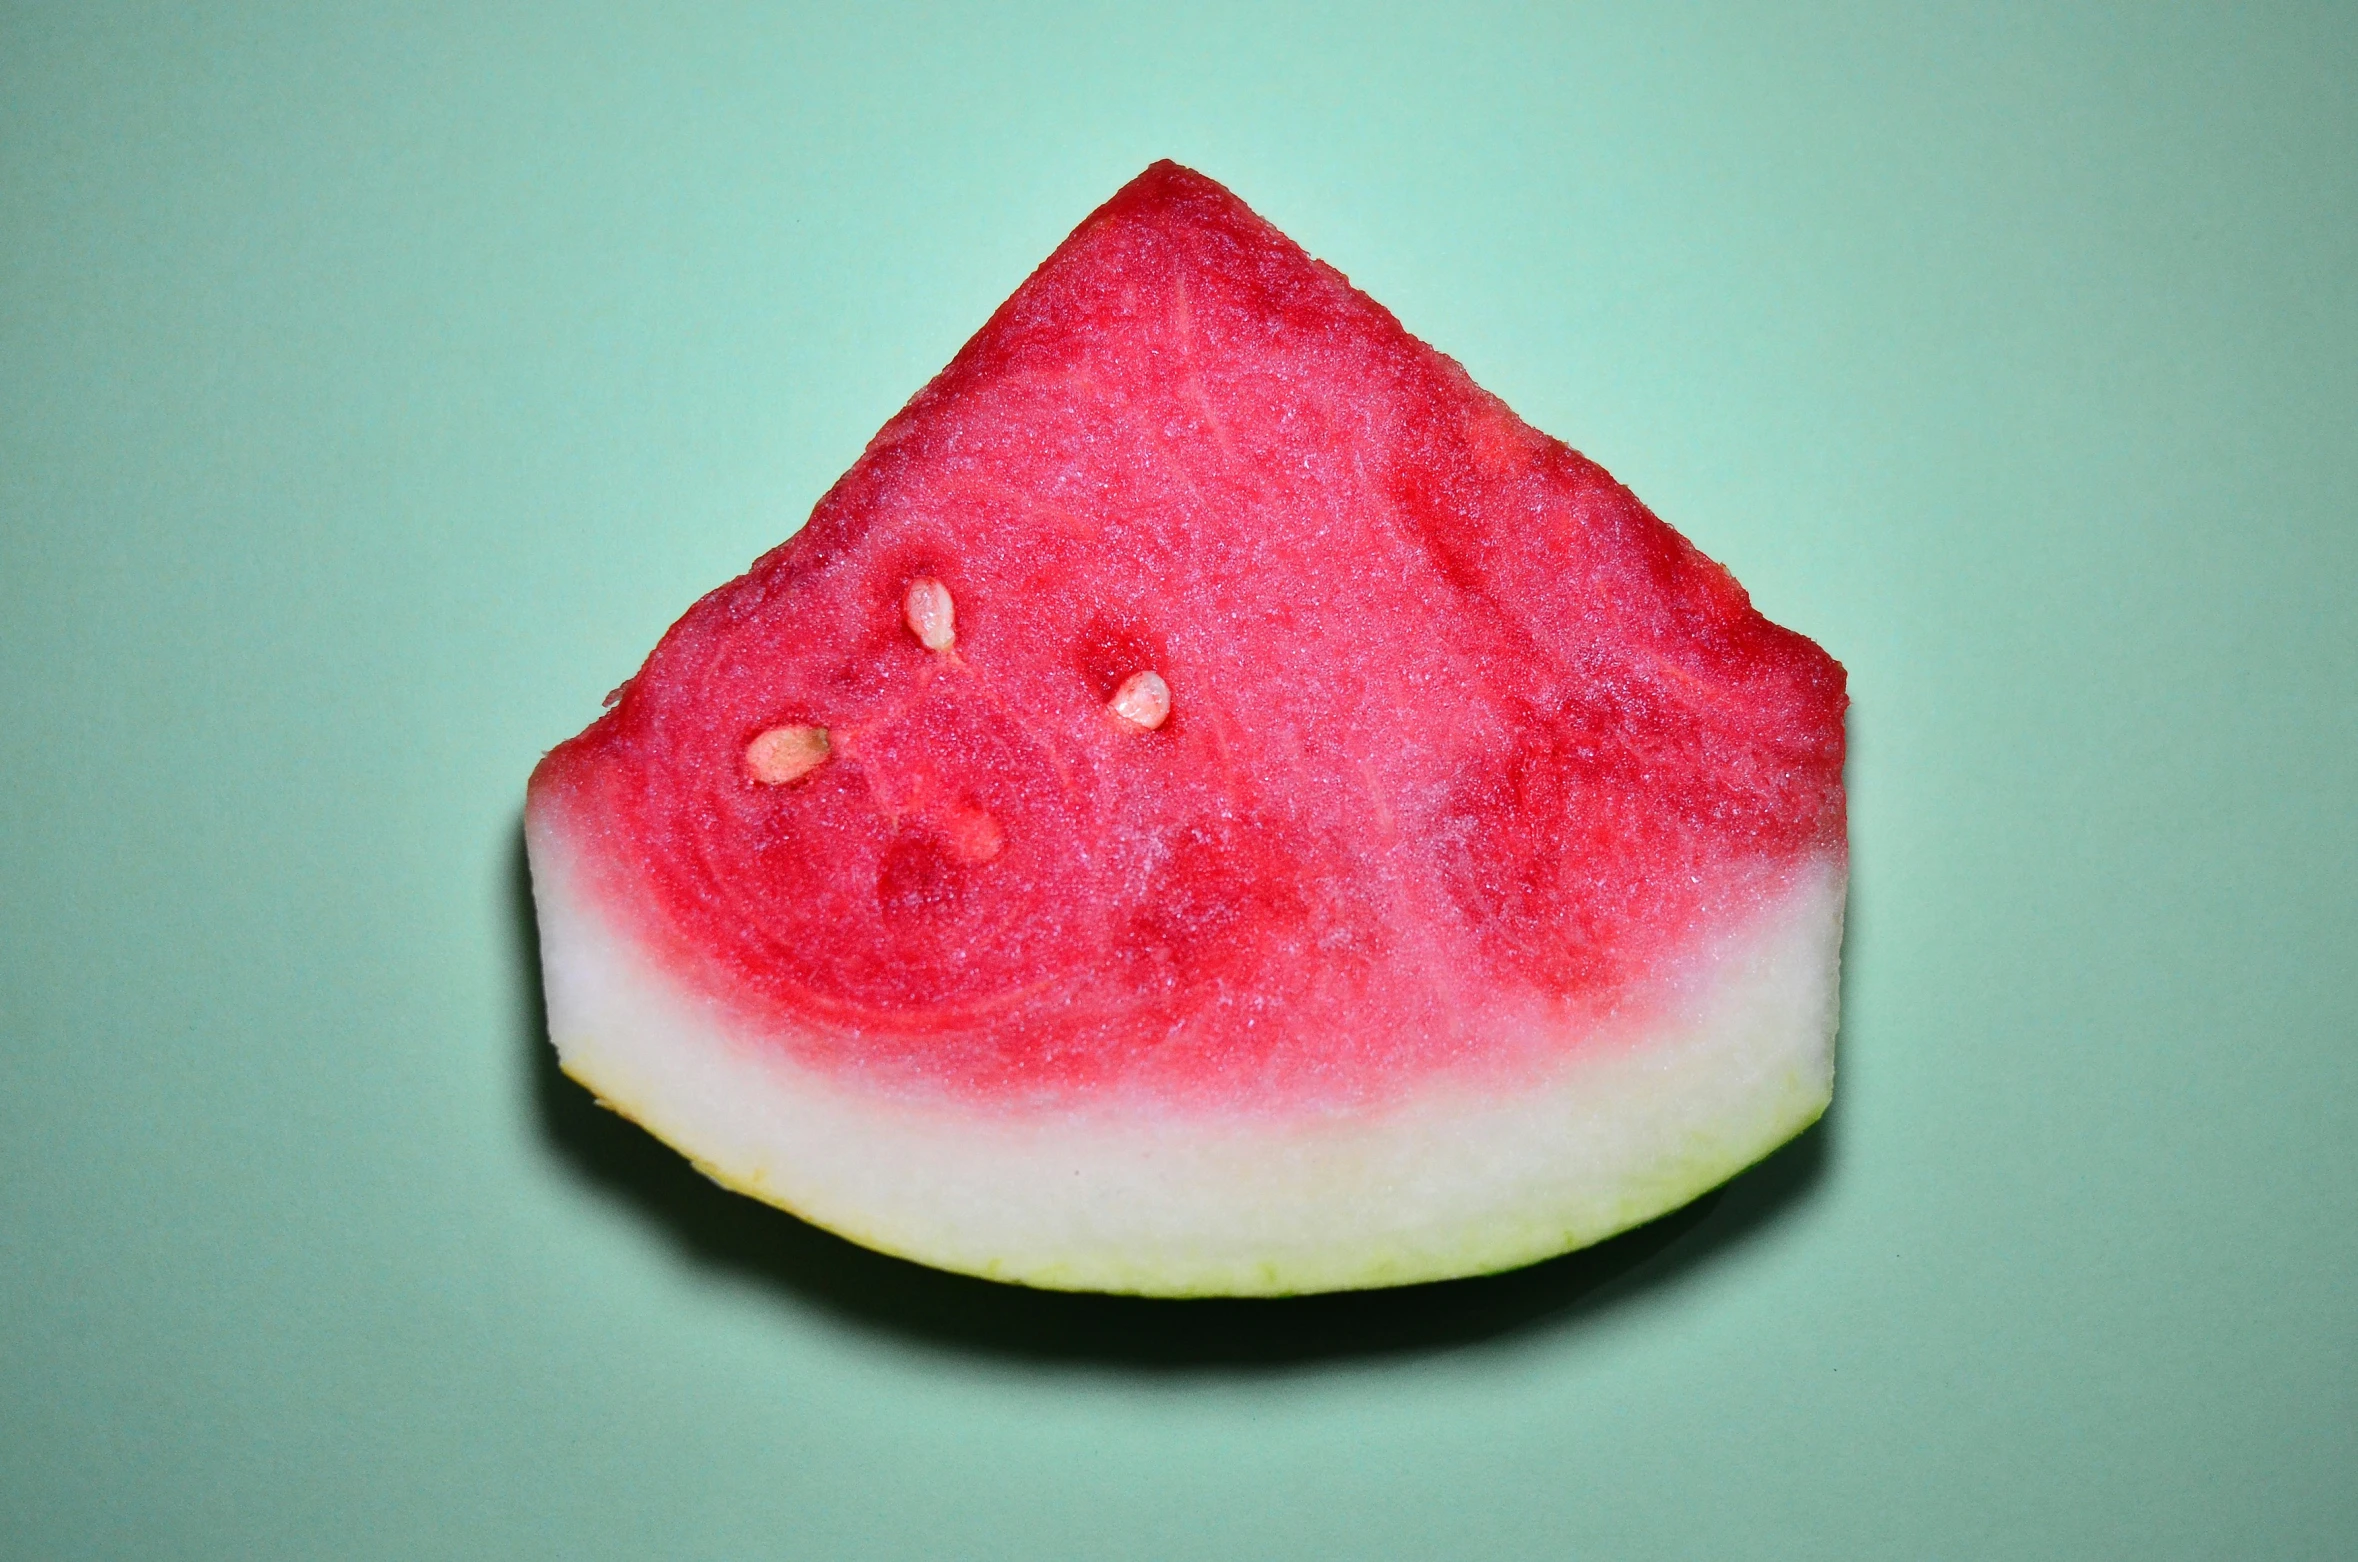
[506,821,1836,1368]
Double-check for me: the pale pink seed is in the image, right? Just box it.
[943,800,1004,863]
[744,724,831,785]
[1109,669,1171,730]
[904,577,956,652]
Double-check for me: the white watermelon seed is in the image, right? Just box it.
[944,801,1005,863]
[904,578,956,651]
[745,724,831,784]
[1109,670,1171,730]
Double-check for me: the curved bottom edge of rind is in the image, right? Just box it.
[526,807,1843,1297]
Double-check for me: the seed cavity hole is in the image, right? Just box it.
[1109,670,1171,731]
[745,724,831,785]
[904,578,956,652]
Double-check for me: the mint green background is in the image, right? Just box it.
[4,4,2352,1557]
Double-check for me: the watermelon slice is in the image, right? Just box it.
[526,162,1847,1296]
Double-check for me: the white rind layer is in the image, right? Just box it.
[527,810,1843,1296]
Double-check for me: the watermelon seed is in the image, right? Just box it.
[744,724,831,785]
[945,800,1005,863]
[904,578,956,652]
[1109,670,1171,730]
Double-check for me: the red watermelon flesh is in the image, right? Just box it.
[526,162,1847,1295]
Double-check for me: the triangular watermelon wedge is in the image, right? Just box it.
[527,162,1847,1296]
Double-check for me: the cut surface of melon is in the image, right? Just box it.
[530,810,1841,1296]
[524,161,1849,1294]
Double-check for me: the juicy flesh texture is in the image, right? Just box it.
[529,162,1846,1118]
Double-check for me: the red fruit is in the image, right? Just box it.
[528,162,1846,1295]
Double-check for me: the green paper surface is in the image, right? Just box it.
[3,4,2352,1557]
